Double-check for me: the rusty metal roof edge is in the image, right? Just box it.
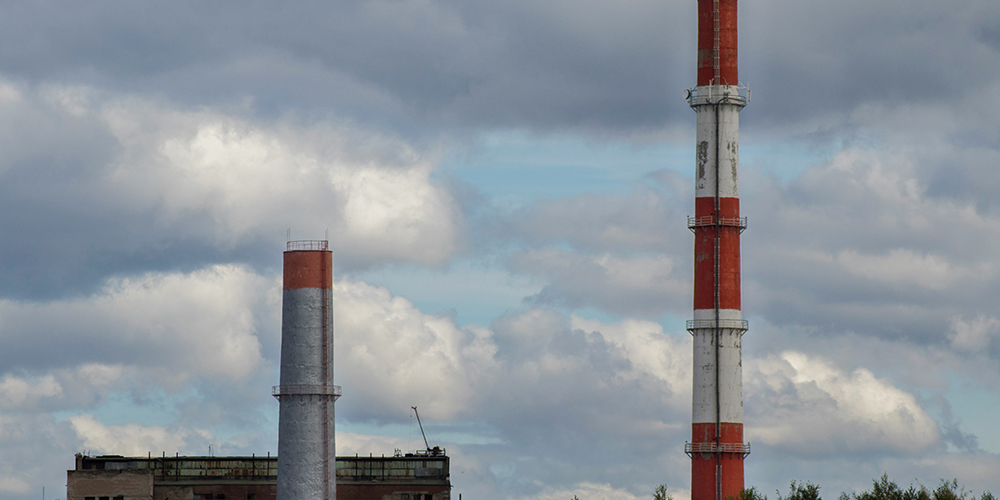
[80,455,447,461]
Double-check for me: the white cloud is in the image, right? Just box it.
[336,432,412,457]
[335,163,460,264]
[514,184,689,253]
[511,248,688,316]
[97,266,267,381]
[101,100,463,266]
[836,249,976,290]
[39,83,93,118]
[333,284,691,469]
[514,482,656,500]
[0,475,30,495]
[69,414,209,456]
[571,316,690,411]
[890,452,1000,491]
[746,351,940,455]
[0,82,22,106]
[0,375,62,410]
[743,142,1000,340]
[949,315,1000,352]
[829,149,922,206]
[0,412,86,499]
[76,363,124,387]
[595,254,683,292]
[335,279,499,420]
[0,264,270,389]
[0,364,128,414]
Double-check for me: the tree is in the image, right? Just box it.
[844,474,925,500]
[930,479,967,500]
[778,481,821,500]
[710,476,992,500]
[839,474,987,500]
[653,484,673,500]
[739,486,768,500]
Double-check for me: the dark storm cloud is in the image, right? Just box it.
[0,91,164,299]
[0,0,692,134]
[0,0,996,307]
[0,84,467,300]
[3,0,996,138]
[924,146,1000,213]
[0,88,275,300]
[741,0,1000,130]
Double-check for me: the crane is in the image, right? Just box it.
[411,406,443,456]
[411,406,431,452]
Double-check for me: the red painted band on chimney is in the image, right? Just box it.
[283,251,333,290]
[697,0,739,87]
[691,423,744,500]
[692,197,741,311]
[692,422,743,443]
[695,197,739,219]
[692,453,745,500]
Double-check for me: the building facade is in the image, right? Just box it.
[67,452,451,500]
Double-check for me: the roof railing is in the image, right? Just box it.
[286,240,329,251]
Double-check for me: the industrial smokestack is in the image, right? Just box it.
[274,240,341,500]
[684,1,750,500]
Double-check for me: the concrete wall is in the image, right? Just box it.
[152,484,276,500]
[67,469,154,500]
[338,483,450,500]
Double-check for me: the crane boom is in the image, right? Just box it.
[411,406,431,452]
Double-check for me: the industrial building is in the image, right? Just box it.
[66,451,451,500]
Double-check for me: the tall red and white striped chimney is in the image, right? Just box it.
[684,1,750,499]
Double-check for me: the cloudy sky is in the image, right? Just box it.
[2,0,1000,499]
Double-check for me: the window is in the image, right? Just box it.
[84,497,95,500]
[114,497,124,500]
[99,497,110,500]
[218,495,226,499]
[402,495,410,500]
[205,495,213,500]
[247,494,257,500]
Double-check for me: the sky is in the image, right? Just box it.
[1,0,1000,499]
